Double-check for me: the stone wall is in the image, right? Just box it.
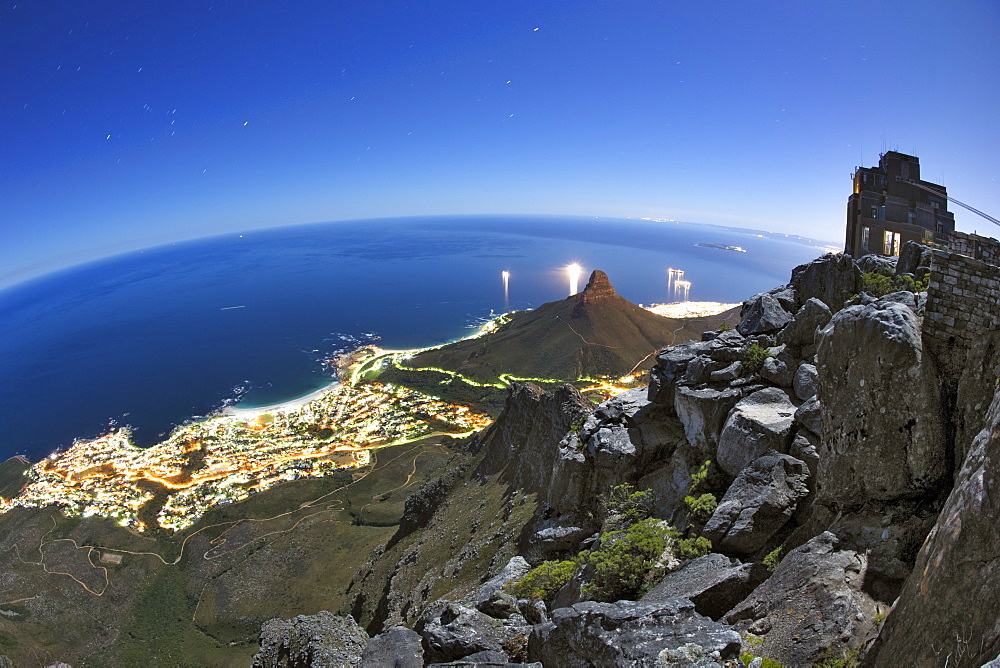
[923,248,1000,386]
[946,229,1000,266]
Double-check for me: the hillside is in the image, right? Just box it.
[403,270,739,384]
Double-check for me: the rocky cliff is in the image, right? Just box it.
[258,246,1000,666]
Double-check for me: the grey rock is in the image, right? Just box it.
[792,363,819,401]
[703,452,810,555]
[641,553,761,621]
[477,592,521,620]
[528,598,741,666]
[709,361,743,383]
[638,449,695,523]
[724,532,878,666]
[737,292,793,336]
[879,290,918,309]
[360,626,424,668]
[682,355,726,385]
[674,385,744,459]
[857,253,898,277]
[816,300,947,505]
[828,505,937,583]
[863,386,1000,667]
[252,611,369,668]
[420,602,528,664]
[474,556,531,607]
[768,286,797,313]
[793,396,822,437]
[528,525,588,556]
[717,388,797,477]
[776,297,832,349]
[759,356,794,388]
[894,241,929,276]
[981,654,1000,668]
[788,252,862,312]
[649,340,713,409]
[788,434,818,477]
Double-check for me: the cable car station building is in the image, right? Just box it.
[845,151,955,258]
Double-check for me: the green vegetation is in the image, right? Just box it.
[506,559,578,603]
[742,343,774,375]
[762,546,783,573]
[673,534,712,560]
[683,492,717,523]
[813,647,860,668]
[601,482,653,527]
[860,270,929,297]
[718,322,732,332]
[583,518,673,601]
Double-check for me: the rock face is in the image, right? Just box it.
[738,291,793,336]
[862,387,1000,667]
[724,532,878,666]
[529,599,741,666]
[815,300,947,505]
[674,385,744,458]
[252,611,369,668]
[703,452,810,555]
[476,382,592,503]
[640,553,761,621]
[788,253,862,312]
[777,297,832,349]
[716,388,797,477]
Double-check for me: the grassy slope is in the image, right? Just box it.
[0,439,458,665]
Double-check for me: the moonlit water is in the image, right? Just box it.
[0,215,832,461]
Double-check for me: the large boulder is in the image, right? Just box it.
[703,452,810,555]
[640,553,761,621]
[862,387,1000,667]
[420,602,529,664]
[788,252,862,312]
[776,297,832,348]
[252,611,369,668]
[529,599,741,666]
[724,532,878,666]
[815,300,947,505]
[738,291,793,336]
[360,627,424,668]
[674,386,744,459]
[792,363,819,401]
[716,388,797,477]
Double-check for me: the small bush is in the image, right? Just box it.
[741,653,783,668]
[814,647,860,668]
[683,492,717,523]
[741,343,773,375]
[762,546,783,573]
[861,270,930,297]
[506,559,578,603]
[718,323,732,332]
[583,518,672,602]
[674,535,712,560]
[689,460,711,493]
[602,483,652,526]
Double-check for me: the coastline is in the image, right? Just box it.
[220,380,341,418]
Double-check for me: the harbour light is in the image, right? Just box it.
[567,263,583,295]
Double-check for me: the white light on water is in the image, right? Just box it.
[501,270,510,304]
[567,263,583,295]
[675,279,691,302]
[667,268,688,302]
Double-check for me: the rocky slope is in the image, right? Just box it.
[254,245,1000,667]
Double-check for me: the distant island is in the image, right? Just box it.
[695,242,747,252]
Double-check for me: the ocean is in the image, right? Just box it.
[0,215,833,460]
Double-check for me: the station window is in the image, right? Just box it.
[862,227,870,252]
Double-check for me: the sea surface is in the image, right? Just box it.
[0,215,834,461]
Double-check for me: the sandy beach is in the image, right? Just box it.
[221,381,340,418]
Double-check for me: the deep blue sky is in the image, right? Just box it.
[2,1,998,290]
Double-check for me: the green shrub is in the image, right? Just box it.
[741,343,773,375]
[674,535,712,560]
[741,653,783,668]
[583,518,672,601]
[861,270,930,297]
[814,647,860,668]
[719,323,732,332]
[762,546,783,573]
[683,492,717,523]
[602,483,652,526]
[689,460,711,493]
[506,559,578,603]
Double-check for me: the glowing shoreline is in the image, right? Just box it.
[644,301,740,318]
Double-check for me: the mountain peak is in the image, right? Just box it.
[581,270,617,302]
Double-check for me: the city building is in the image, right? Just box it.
[845,151,955,258]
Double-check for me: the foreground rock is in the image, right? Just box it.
[640,553,761,621]
[862,387,1000,667]
[420,602,531,664]
[815,300,947,505]
[529,598,741,666]
[724,532,878,666]
[252,611,368,668]
[788,252,862,312]
[703,452,810,555]
[716,388,796,477]
[360,627,424,668]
